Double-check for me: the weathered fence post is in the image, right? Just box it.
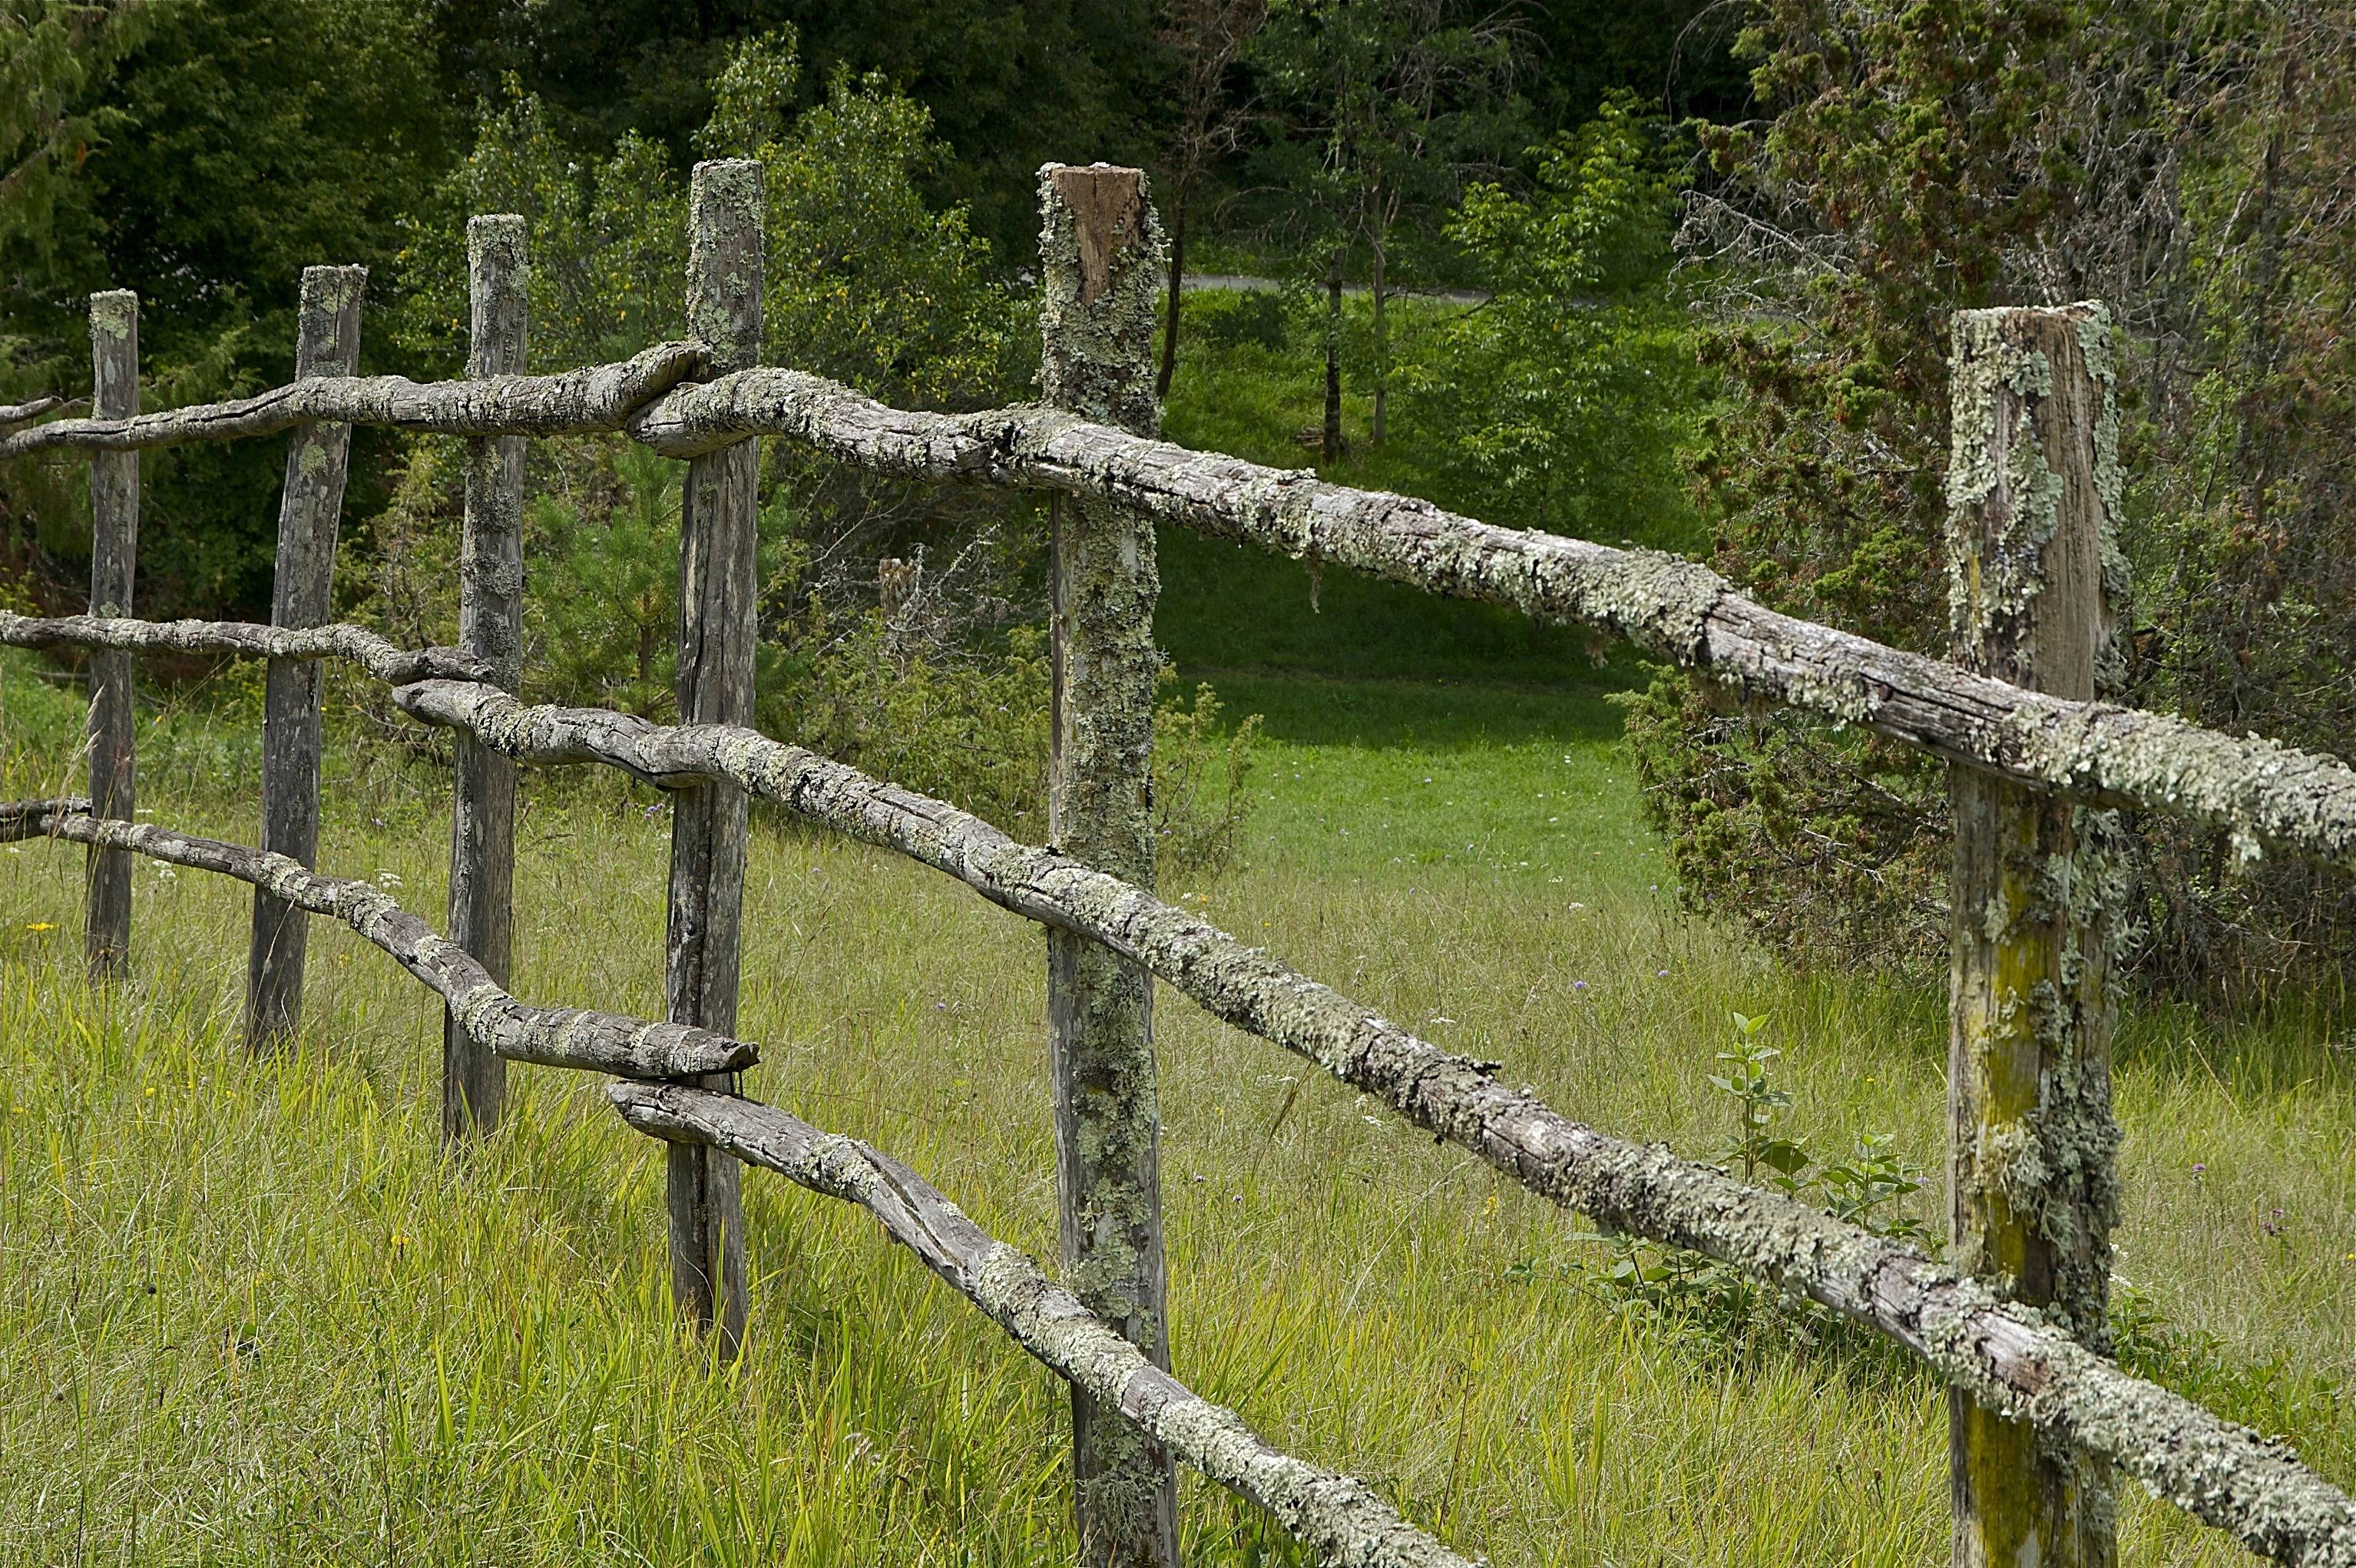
[442,217,529,1143]
[247,265,366,1051]
[664,159,762,1354]
[84,290,138,981]
[1944,302,2124,1568]
[1038,162,1178,1568]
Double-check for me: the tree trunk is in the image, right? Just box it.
[1156,174,1189,400]
[1370,241,1388,447]
[1322,251,1343,465]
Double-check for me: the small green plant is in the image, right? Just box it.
[1587,1010,1933,1367]
[1713,1011,1808,1189]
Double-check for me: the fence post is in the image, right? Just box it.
[1038,162,1177,1568]
[443,216,529,1143]
[247,265,366,1052]
[84,291,139,981]
[1944,302,2123,1568]
[664,158,762,1355]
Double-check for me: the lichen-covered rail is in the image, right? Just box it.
[390,679,2356,1567]
[0,799,755,1080]
[0,342,705,458]
[611,1082,1474,1568]
[10,356,2356,863]
[0,611,490,685]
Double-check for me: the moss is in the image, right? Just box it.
[88,290,137,344]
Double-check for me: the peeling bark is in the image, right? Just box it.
[392,676,2356,1567]
[0,342,706,458]
[0,611,488,684]
[2,801,753,1078]
[611,1081,1471,1568]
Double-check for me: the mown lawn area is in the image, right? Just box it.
[0,293,2348,1563]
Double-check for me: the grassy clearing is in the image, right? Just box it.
[2,642,2352,1566]
[4,296,2353,1562]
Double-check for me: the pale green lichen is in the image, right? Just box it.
[687,160,765,374]
[88,289,137,343]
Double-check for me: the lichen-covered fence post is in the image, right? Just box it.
[663,160,763,1354]
[84,290,138,981]
[247,265,366,1051]
[1944,303,2126,1568]
[443,216,529,1143]
[1038,161,1179,1568]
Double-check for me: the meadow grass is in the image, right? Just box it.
[2,642,2352,1567]
[1,293,2350,1563]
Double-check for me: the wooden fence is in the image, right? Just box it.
[2,160,2354,1568]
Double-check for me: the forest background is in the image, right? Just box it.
[4,0,2354,1007]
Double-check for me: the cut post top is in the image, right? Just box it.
[467,216,530,382]
[294,266,369,381]
[689,160,765,375]
[1037,162,1164,437]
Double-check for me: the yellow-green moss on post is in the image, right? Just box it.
[1039,161,1178,1568]
[1945,303,2124,1568]
[83,289,138,981]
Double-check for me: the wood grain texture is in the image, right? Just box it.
[8,800,753,1077]
[1945,305,2123,1568]
[664,159,763,1355]
[444,215,530,1143]
[0,343,704,457]
[612,1082,1473,1568]
[1039,161,1179,1568]
[392,675,2356,1566]
[83,290,137,981]
[247,265,366,1052]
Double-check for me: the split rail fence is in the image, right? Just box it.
[3,160,2354,1568]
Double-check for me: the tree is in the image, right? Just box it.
[1151,0,1265,398]
[1400,94,1704,541]
[0,1,153,256]
[1250,0,1520,458]
[0,0,455,616]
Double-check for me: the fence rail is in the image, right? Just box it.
[3,160,2352,1567]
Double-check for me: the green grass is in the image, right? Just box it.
[3,300,2353,1563]
[2,643,2353,1566]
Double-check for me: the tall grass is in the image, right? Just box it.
[2,642,2350,1564]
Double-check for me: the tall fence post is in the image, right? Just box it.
[1944,302,2124,1568]
[1038,162,1177,1568]
[664,159,762,1355]
[443,216,529,1143]
[247,265,366,1052]
[84,290,139,981]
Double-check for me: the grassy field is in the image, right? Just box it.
[2,296,2352,1563]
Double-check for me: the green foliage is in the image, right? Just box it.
[0,0,454,616]
[1400,94,1706,541]
[1590,1010,1931,1368]
[1152,678,1262,876]
[0,0,151,254]
[776,611,1053,835]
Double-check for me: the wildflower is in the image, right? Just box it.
[24,922,54,932]
[1657,969,1669,978]
[375,870,403,891]
[1573,980,1589,991]
[2191,1163,2207,1179]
